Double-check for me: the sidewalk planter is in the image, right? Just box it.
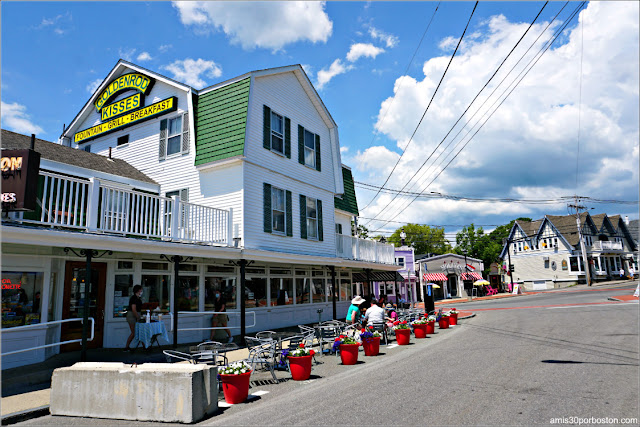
[362,337,381,356]
[413,324,427,339]
[288,355,313,381]
[439,317,450,329]
[449,314,458,326]
[339,343,360,365]
[220,371,252,404]
[395,328,411,345]
[426,321,435,334]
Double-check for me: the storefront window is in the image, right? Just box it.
[340,279,350,301]
[205,276,237,311]
[569,256,583,272]
[312,278,325,303]
[2,272,44,328]
[177,276,199,311]
[142,275,170,313]
[270,277,293,306]
[296,278,310,304]
[245,277,267,308]
[113,274,133,317]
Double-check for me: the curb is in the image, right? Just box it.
[1,406,50,426]
[458,313,476,319]
[607,297,623,302]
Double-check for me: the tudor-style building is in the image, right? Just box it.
[1,61,397,369]
[499,213,638,290]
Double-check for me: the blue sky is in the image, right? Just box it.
[2,1,638,239]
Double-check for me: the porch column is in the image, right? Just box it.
[329,266,337,320]
[239,259,247,339]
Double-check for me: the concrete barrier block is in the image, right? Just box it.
[50,362,217,424]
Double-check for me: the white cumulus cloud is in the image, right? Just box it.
[368,26,398,48]
[172,1,333,51]
[137,51,152,61]
[162,58,222,88]
[358,2,639,229]
[346,43,385,62]
[1,102,44,135]
[316,59,353,90]
[118,47,136,61]
[86,78,102,94]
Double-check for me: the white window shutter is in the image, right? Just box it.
[181,113,190,154]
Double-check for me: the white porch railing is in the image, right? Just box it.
[13,172,232,246]
[336,233,396,264]
[592,241,623,251]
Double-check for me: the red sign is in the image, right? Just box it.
[1,278,21,290]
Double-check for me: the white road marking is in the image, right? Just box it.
[546,302,639,309]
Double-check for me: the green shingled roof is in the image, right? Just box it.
[194,78,250,166]
[335,166,359,216]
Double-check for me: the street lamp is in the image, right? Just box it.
[400,229,406,246]
[462,249,468,298]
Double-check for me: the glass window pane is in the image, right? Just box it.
[113,274,133,317]
[176,276,198,311]
[205,276,237,311]
[295,278,310,304]
[244,277,267,308]
[304,130,315,150]
[141,275,170,313]
[307,218,317,239]
[169,117,182,136]
[272,135,283,153]
[271,113,283,134]
[305,147,315,167]
[306,198,316,219]
[272,188,285,211]
[1,272,44,327]
[273,211,285,233]
[141,262,169,271]
[312,278,325,303]
[270,278,293,306]
[167,136,181,155]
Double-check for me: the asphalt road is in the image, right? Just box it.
[17,283,639,426]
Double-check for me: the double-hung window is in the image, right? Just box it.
[167,117,182,156]
[306,197,318,239]
[271,187,286,234]
[271,112,284,154]
[304,130,316,168]
[298,125,321,171]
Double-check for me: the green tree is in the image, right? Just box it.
[351,221,369,238]
[387,224,452,255]
[454,223,484,259]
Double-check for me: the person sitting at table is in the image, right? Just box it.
[346,295,365,325]
[385,303,398,329]
[362,298,385,327]
[124,285,143,352]
[210,289,233,343]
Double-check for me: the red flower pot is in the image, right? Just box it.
[362,337,381,356]
[220,371,252,404]
[288,355,313,381]
[413,323,427,339]
[439,317,450,329]
[426,321,435,334]
[449,313,458,326]
[339,343,360,365]
[395,328,411,345]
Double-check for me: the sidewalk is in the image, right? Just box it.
[1,312,477,424]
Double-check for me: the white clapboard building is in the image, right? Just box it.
[1,61,397,368]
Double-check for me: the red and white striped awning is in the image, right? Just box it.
[423,273,448,282]
[462,272,483,281]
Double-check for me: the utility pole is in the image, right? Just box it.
[568,196,592,286]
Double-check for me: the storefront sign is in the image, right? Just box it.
[1,149,41,211]
[1,278,21,290]
[94,73,154,111]
[100,93,143,121]
[75,97,177,143]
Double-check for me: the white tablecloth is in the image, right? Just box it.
[135,322,170,348]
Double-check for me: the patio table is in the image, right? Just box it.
[135,321,170,350]
[189,342,239,366]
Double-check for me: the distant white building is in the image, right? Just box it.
[499,213,637,290]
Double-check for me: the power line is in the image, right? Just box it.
[369,2,587,232]
[363,1,550,225]
[360,2,479,212]
[354,181,638,205]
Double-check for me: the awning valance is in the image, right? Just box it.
[462,272,483,281]
[423,273,448,282]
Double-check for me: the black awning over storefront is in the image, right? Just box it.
[352,271,404,282]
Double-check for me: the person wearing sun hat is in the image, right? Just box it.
[346,295,365,325]
[385,303,398,329]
